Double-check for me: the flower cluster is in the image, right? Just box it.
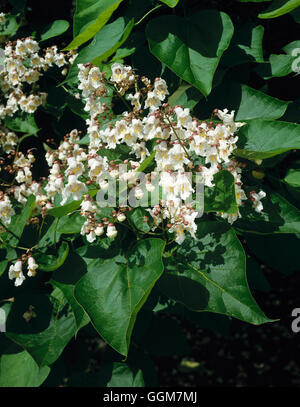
[0,58,268,286]
[8,256,38,287]
[0,37,76,152]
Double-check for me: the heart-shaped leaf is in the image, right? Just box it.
[235,119,300,160]
[159,221,275,325]
[64,0,125,50]
[74,238,165,356]
[146,10,234,96]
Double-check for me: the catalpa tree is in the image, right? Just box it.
[0,0,300,387]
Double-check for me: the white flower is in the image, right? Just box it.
[88,66,104,89]
[110,63,134,85]
[95,224,104,236]
[9,260,25,286]
[61,175,88,204]
[175,172,194,201]
[81,198,98,214]
[159,171,177,201]
[168,143,190,171]
[86,230,97,243]
[154,78,169,101]
[106,223,117,238]
[146,182,155,192]
[170,224,186,245]
[251,190,266,213]
[65,157,84,177]
[111,63,126,83]
[117,213,126,222]
[174,106,192,129]
[128,92,142,110]
[99,179,109,191]
[0,196,15,225]
[144,91,161,112]
[27,256,38,277]
[134,187,144,200]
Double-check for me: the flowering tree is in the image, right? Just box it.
[0,0,300,387]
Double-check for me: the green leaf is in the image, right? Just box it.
[255,40,300,79]
[259,0,300,18]
[282,40,300,55]
[90,18,134,66]
[222,24,265,66]
[137,150,155,173]
[237,25,265,62]
[74,238,165,356]
[64,0,125,50]
[235,119,300,160]
[268,54,296,77]
[13,195,36,239]
[159,221,274,325]
[127,207,152,233]
[284,169,300,188]
[0,15,19,36]
[0,259,8,278]
[204,170,238,214]
[195,80,289,121]
[35,241,69,272]
[106,362,144,387]
[51,252,90,331]
[159,0,179,7]
[57,212,85,234]
[47,189,98,217]
[6,289,78,366]
[66,17,134,83]
[0,349,50,387]
[4,195,36,246]
[40,20,70,42]
[235,85,290,121]
[68,361,144,387]
[4,112,39,135]
[38,217,61,248]
[146,10,234,96]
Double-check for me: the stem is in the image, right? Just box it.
[134,4,163,26]
[38,216,45,243]
[0,219,20,241]
[164,114,192,160]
